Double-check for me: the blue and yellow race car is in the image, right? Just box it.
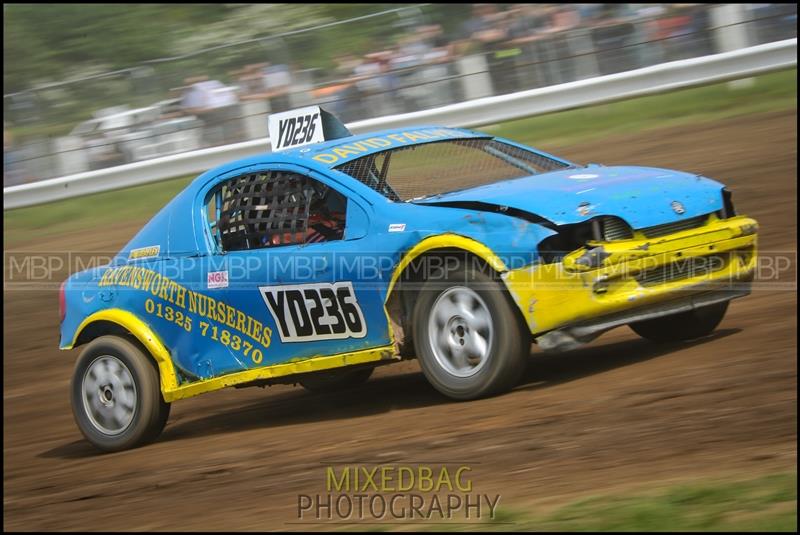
[59,107,758,451]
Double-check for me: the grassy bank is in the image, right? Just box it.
[4,174,194,247]
[486,68,797,146]
[410,473,797,532]
[449,472,797,532]
[4,68,796,247]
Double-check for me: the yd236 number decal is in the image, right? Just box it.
[260,282,367,343]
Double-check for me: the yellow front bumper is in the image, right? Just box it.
[502,215,758,337]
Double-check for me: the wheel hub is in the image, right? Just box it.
[428,286,493,378]
[82,355,137,436]
[447,317,470,351]
[100,385,114,406]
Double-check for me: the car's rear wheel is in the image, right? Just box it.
[71,335,170,452]
[413,261,529,400]
[629,301,729,342]
[299,367,374,393]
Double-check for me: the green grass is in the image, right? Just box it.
[4,68,796,247]
[485,68,797,147]
[3,175,194,247]
[440,472,797,532]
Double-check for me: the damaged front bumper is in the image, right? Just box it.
[502,215,758,351]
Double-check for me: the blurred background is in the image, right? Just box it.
[3,4,797,532]
[3,3,797,186]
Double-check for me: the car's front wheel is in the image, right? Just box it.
[629,301,729,342]
[71,336,170,452]
[413,262,529,400]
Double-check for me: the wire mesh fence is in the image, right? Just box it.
[3,3,797,187]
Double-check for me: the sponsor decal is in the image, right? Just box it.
[207,270,229,289]
[388,223,406,233]
[671,200,686,214]
[260,282,367,343]
[269,105,325,151]
[568,173,598,180]
[98,267,272,361]
[128,245,160,260]
[311,127,473,165]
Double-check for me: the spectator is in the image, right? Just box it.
[586,4,640,74]
[576,3,603,22]
[460,4,502,52]
[232,62,293,113]
[418,24,454,65]
[159,85,193,119]
[654,4,696,61]
[507,4,579,87]
[416,24,459,106]
[4,128,27,186]
[391,29,444,112]
[180,75,240,147]
[316,55,362,122]
[465,7,525,94]
[749,3,799,44]
[235,63,269,101]
[262,62,293,113]
[684,4,714,57]
[333,54,361,80]
[180,75,237,113]
[550,4,581,33]
[352,51,400,116]
[508,3,551,41]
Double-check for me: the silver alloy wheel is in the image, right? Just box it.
[81,355,137,435]
[427,286,493,378]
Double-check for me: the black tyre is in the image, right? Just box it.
[629,301,729,342]
[413,262,529,400]
[71,335,171,452]
[299,367,374,393]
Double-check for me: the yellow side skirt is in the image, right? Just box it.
[63,309,397,402]
[163,345,397,402]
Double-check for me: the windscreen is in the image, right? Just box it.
[334,139,572,201]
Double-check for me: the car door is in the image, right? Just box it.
[202,164,392,372]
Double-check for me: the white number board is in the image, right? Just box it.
[268,106,325,152]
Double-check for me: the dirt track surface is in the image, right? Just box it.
[4,111,797,531]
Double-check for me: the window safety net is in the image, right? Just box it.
[335,139,571,201]
[212,170,317,251]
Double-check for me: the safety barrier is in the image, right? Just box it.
[4,38,795,210]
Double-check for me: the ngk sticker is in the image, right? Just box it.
[207,271,229,289]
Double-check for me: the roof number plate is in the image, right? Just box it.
[269,105,326,152]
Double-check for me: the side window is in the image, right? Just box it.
[207,170,348,252]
